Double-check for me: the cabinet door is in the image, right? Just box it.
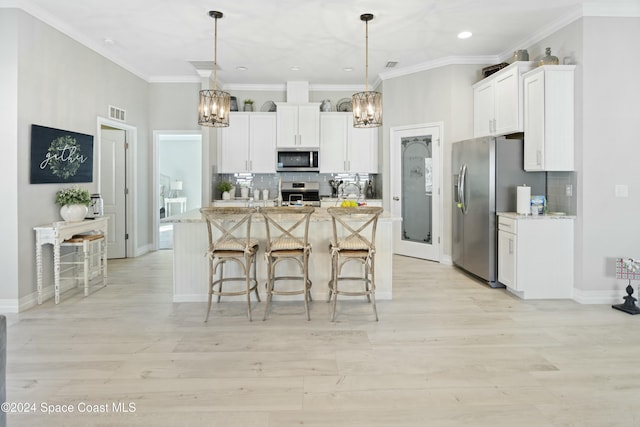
[350,126,378,173]
[498,230,517,289]
[319,113,348,173]
[297,104,320,147]
[523,72,545,171]
[494,67,521,135]
[276,104,299,147]
[474,81,494,137]
[219,114,249,173]
[249,114,276,173]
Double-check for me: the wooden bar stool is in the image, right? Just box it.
[200,207,260,322]
[260,206,314,320]
[327,206,383,322]
[59,233,107,298]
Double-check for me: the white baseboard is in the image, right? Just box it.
[573,288,625,305]
[134,244,153,257]
[441,255,453,265]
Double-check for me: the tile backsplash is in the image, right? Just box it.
[546,171,576,214]
[212,172,381,200]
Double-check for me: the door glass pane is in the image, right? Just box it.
[401,136,432,244]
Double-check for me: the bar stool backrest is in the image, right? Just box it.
[260,206,315,253]
[327,207,384,252]
[199,207,258,253]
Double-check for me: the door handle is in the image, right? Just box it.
[393,196,399,201]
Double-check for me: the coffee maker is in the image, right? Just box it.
[86,193,104,218]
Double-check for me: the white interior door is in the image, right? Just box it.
[390,124,441,261]
[100,127,127,258]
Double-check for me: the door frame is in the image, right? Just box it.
[152,130,203,250]
[389,122,444,262]
[96,117,137,258]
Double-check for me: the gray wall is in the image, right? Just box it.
[2,9,151,306]
[380,64,479,259]
[578,17,640,295]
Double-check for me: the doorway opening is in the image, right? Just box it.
[154,132,202,250]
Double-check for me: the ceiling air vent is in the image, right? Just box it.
[109,105,126,121]
[385,61,398,68]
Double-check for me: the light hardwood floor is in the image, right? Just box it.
[5,250,640,426]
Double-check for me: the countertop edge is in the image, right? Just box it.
[497,212,576,220]
[163,208,401,224]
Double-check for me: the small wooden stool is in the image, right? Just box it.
[60,233,107,298]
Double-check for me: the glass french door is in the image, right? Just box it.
[390,124,441,261]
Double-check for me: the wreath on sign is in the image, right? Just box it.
[47,135,82,179]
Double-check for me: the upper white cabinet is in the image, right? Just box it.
[473,62,535,137]
[218,112,276,174]
[275,103,320,147]
[319,112,378,173]
[523,65,575,171]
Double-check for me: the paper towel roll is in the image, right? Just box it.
[516,185,531,215]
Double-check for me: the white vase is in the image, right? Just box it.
[60,204,88,222]
[222,191,231,200]
[240,187,249,199]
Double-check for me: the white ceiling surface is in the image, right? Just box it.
[4,0,639,87]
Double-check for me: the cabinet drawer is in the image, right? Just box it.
[498,216,516,232]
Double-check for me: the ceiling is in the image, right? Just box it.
[5,0,637,87]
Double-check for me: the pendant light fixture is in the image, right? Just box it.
[198,10,230,127]
[352,13,382,128]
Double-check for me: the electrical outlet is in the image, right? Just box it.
[565,184,573,197]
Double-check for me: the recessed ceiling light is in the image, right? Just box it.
[290,66,301,71]
[343,67,353,72]
[236,66,248,71]
[458,31,472,39]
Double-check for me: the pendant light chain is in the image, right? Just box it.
[352,13,382,128]
[213,14,218,91]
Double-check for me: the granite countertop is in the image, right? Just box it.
[163,207,400,224]
[498,212,576,220]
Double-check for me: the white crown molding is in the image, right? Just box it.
[379,55,500,81]
[224,83,286,92]
[5,0,151,82]
[148,76,201,84]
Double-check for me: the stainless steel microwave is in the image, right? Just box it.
[276,148,319,172]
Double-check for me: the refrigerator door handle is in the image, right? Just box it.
[459,163,468,214]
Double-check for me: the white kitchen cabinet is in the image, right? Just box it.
[276,103,320,147]
[218,112,276,173]
[523,65,575,171]
[497,213,574,299]
[319,112,378,173]
[473,62,535,137]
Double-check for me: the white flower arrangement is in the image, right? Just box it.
[55,185,91,206]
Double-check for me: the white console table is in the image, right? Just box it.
[34,217,108,304]
[164,197,187,217]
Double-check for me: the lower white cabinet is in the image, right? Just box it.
[497,214,574,299]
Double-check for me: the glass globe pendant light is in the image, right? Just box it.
[198,11,230,127]
[352,13,382,128]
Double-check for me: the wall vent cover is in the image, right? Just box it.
[385,61,399,68]
[109,105,126,121]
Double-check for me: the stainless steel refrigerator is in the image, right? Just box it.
[452,136,545,287]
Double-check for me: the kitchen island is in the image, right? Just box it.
[163,208,400,302]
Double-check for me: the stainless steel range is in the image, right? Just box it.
[280,182,320,206]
